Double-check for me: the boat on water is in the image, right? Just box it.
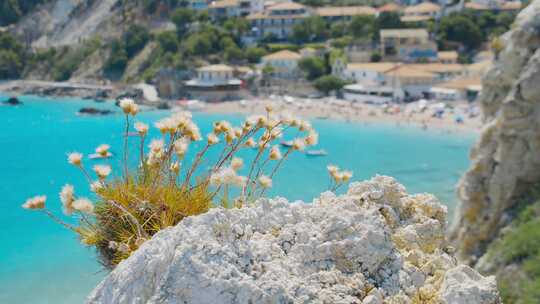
[306,149,328,157]
[280,140,294,148]
[89,152,113,159]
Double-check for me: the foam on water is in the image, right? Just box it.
[0,94,475,303]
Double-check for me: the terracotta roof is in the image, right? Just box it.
[316,6,377,17]
[378,3,402,12]
[263,50,302,60]
[404,2,441,14]
[385,65,436,79]
[267,2,306,11]
[408,63,465,73]
[465,1,521,10]
[380,28,429,39]
[198,64,234,72]
[346,62,463,78]
[464,2,486,10]
[209,0,239,8]
[246,12,307,19]
[502,1,522,10]
[346,62,398,73]
[438,51,459,60]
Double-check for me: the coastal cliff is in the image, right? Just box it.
[88,176,500,303]
[450,0,540,262]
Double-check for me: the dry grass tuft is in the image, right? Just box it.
[22,99,349,268]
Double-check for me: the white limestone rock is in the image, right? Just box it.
[88,176,500,304]
[439,265,500,304]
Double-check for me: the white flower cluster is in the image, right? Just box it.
[60,184,94,215]
[22,195,47,210]
[119,98,139,116]
[327,165,353,183]
[154,111,201,141]
[210,164,247,188]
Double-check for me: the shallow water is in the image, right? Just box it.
[0,94,476,303]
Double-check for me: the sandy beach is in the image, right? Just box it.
[0,80,482,133]
[199,96,482,134]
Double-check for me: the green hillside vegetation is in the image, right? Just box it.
[0,0,49,26]
[0,3,519,83]
[482,186,540,304]
[0,31,25,78]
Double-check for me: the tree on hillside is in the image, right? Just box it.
[313,75,346,96]
[223,17,250,39]
[376,12,405,30]
[349,15,376,40]
[221,36,243,62]
[331,36,353,49]
[438,14,483,50]
[171,8,195,37]
[105,40,129,74]
[124,25,150,58]
[184,34,213,55]
[292,16,328,43]
[245,47,267,64]
[330,22,348,39]
[0,32,25,79]
[298,57,326,81]
[0,50,23,79]
[0,0,49,26]
[157,31,179,53]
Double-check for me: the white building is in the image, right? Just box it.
[208,0,240,19]
[261,50,303,78]
[380,28,438,62]
[343,84,405,104]
[333,60,396,84]
[246,2,311,39]
[315,6,377,23]
[185,65,244,101]
[334,60,468,98]
[437,51,459,64]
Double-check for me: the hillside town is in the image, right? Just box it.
[0,0,524,127]
[165,0,517,104]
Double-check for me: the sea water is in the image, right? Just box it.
[0,94,476,303]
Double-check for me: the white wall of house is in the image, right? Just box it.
[197,71,234,85]
[343,68,386,84]
[262,59,299,78]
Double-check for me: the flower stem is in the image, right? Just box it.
[182,143,210,190]
[42,209,78,232]
[124,115,130,184]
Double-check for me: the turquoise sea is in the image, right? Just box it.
[0,94,476,303]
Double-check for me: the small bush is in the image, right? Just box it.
[484,185,540,303]
[23,101,324,268]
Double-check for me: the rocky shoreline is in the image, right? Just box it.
[0,80,159,105]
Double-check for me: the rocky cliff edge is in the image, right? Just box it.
[451,0,540,262]
[88,176,500,304]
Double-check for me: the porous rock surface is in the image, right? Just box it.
[88,176,500,304]
[450,0,540,262]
